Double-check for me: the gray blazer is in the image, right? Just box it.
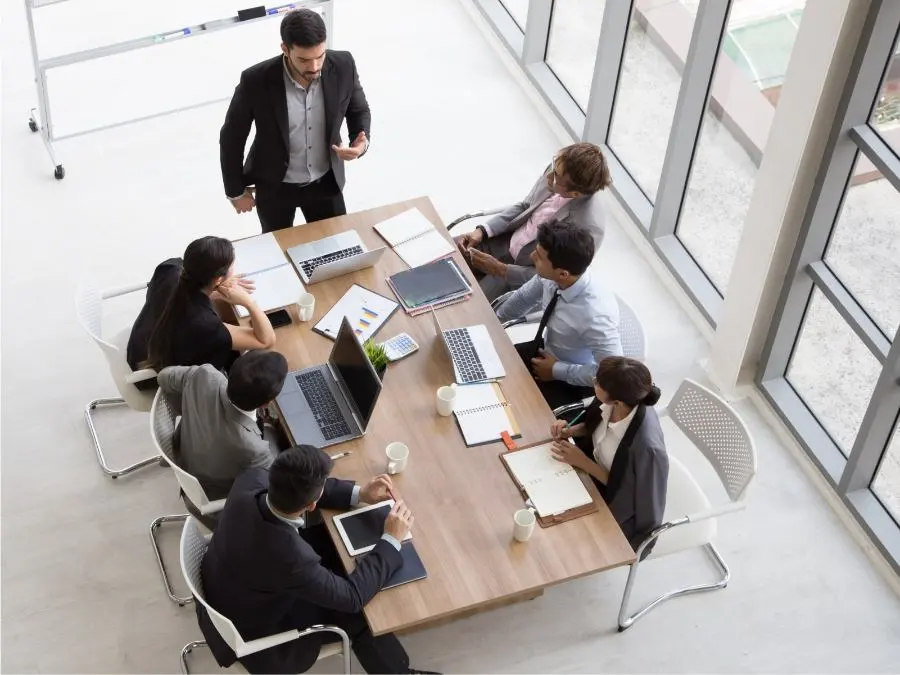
[481,171,606,290]
[580,402,669,553]
[157,365,277,500]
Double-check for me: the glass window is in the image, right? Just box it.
[824,162,900,340]
[871,38,900,158]
[545,0,606,111]
[676,1,806,293]
[872,422,900,526]
[786,290,882,455]
[607,4,697,202]
[500,0,529,30]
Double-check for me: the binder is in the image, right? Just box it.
[499,439,599,528]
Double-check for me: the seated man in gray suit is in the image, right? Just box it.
[454,142,610,302]
[157,350,288,525]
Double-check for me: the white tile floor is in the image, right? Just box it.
[2,0,900,673]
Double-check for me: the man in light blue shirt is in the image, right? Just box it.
[496,221,622,410]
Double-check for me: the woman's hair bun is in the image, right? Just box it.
[642,384,661,406]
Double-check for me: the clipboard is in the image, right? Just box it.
[499,439,599,529]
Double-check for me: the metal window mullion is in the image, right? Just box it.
[850,124,900,190]
[807,261,891,361]
[648,0,731,239]
[758,0,899,382]
[522,0,552,64]
[840,334,900,493]
[581,0,632,144]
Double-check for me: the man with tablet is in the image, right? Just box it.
[198,446,437,674]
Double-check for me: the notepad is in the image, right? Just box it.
[374,208,455,268]
[453,383,521,447]
[232,234,305,318]
[502,442,593,518]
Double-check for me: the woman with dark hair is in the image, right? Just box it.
[549,356,668,553]
[127,236,276,379]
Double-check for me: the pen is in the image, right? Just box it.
[329,451,352,460]
[565,410,586,428]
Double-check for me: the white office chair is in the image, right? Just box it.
[179,517,351,674]
[614,379,757,631]
[75,281,160,478]
[149,389,227,606]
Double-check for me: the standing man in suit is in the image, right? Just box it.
[199,447,437,674]
[220,9,371,233]
[454,143,610,302]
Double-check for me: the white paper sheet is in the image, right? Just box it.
[235,265,305,317]
[314,284,399,341]
[232,233,288,276]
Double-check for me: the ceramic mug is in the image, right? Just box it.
[386,442,409,474]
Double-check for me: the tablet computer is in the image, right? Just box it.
[333,500,412,556]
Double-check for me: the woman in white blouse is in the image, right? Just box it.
[550,356,669,553]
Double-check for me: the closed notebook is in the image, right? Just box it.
[453,382,521,447]
[379,542,427,590]
[374,208,455,268]
[389,259,470,308]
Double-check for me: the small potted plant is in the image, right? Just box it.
[363,339,389,380]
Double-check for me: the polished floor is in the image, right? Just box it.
[2,0,900,672]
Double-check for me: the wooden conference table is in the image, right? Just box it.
[256,196,635,636]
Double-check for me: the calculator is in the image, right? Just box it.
[380,333,419,362]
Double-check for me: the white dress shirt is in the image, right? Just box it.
[496,270,623,387]
[591,404,638,470]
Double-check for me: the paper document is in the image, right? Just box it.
[374,208,455,268]
[313,284,399,341]
[232,233,288,276]
[503,443,593,518]
[235,265,305,317]
[453,383,519,446]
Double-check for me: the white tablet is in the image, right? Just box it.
[333,500,412,556]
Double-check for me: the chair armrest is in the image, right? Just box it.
[632,502,747,559]
[490,290,515,311]
[553,401,587,418]
[446,207,505,232]
[502,317,528,329]
[199,499,227,516]
[237,625,350,659]
[101,282,148,300]
[125,368,158,384]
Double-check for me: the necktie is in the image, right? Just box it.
[533,289,560,357]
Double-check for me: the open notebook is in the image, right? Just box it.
[502,442,594,520]
[374,208,455,268]
[452,383,520,447]
[232,234,305,318]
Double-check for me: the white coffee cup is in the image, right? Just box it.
[436,385,457,417]
[298,292,316,322]
[513,508,536,542]
[386,442,409,475]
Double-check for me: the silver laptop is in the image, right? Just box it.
[276,317,383,448]
[286,230,386,284]
[431,308,505,384]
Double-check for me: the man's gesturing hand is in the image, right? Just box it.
[384,500,414,541]
[332,131,368,161]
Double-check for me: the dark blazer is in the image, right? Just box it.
[220,51,371,198]
[579,400,669,554]
[198,468,402,674]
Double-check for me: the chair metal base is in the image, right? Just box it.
[180,640,213,675]
[150,514,192,606]
[85,398,160,478]
[617,542,730,632]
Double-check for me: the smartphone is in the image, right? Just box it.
[266,308,292,328]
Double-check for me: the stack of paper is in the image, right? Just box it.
[231,234,305,318]
[374,207,455,268]
[387,258,472,316]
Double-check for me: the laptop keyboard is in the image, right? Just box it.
[444,328,487,383]
[299,245,364,279]
[295,370,351,441]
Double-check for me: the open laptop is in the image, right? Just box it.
[286,230,386,285]
[431,308,505,384]
[276,317,383,448]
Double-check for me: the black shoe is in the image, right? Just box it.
[408,669,441,674]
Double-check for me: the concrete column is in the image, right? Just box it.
[707,0,872,396]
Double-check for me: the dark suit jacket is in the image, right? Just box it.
[198,468,402,674]
[579,401,669,554]
[220,51,371,198]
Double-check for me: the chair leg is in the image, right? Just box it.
[85,398,160,478]
[617,542,730,632]
[180,640,207,675]
[150,515,192,606]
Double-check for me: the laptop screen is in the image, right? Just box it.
[330,318,382,429]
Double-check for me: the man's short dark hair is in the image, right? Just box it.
[226,351,288,411]
[537,221,595,276]
[268,445,334,513]
[280,9,327,48]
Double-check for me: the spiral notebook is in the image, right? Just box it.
[453,382,521,447]
[374,207,455,268]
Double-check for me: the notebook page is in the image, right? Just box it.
[394,230,454,269]
[504,443,593,517]
[374,208,434,246]
[235,265,305,317]
[232,233,288,276]
[453,383,501,411]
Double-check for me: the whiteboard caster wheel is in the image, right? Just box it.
[54,165,65,180]
[28,118,39,132]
